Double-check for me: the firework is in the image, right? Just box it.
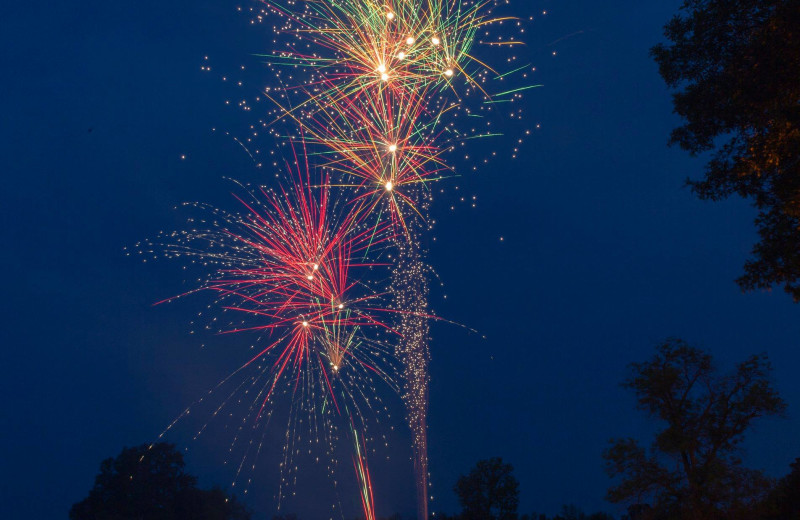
[240,1,529,516]
[145,0,533,516]
[139,163,406,509]
[257,0,509,97]
[269,86,450,233]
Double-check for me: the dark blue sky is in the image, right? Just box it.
[2,1,799,519]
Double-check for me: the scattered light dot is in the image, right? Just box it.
[444,69,453,77]
[431,37,440,45]
[386,12,394,20]
[406,36,415,45]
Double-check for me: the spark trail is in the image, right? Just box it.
[392,228,431,520]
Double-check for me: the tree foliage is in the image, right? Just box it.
[547,505,614,520]
[604,339,785,519]
[652,0,800,300]
[439,505,613,520]
[454,457,520,520]
[756,458,800,519]
[70,442,250,520]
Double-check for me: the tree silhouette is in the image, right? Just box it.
[619,504,654,520]
[517,509,613,520]
[604,339,785,519]
[652,0,800,300]
[454,457,520,520]
[70,442,250,520]
[756,457,800,519]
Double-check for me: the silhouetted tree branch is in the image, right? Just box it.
[604,339,785,519]
[652,0,800,300]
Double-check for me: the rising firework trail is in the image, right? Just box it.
[392,225,431,520]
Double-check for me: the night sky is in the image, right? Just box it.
[3,1,799,519]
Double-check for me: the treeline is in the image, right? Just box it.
[425,340,799,520]
[71,340,800,520]
[426,455,800,520]
[433,505,615,520]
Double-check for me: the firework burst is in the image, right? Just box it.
[144,0,535,516]
[138,162,407,507]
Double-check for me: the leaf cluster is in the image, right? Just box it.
[652,0,800,299]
